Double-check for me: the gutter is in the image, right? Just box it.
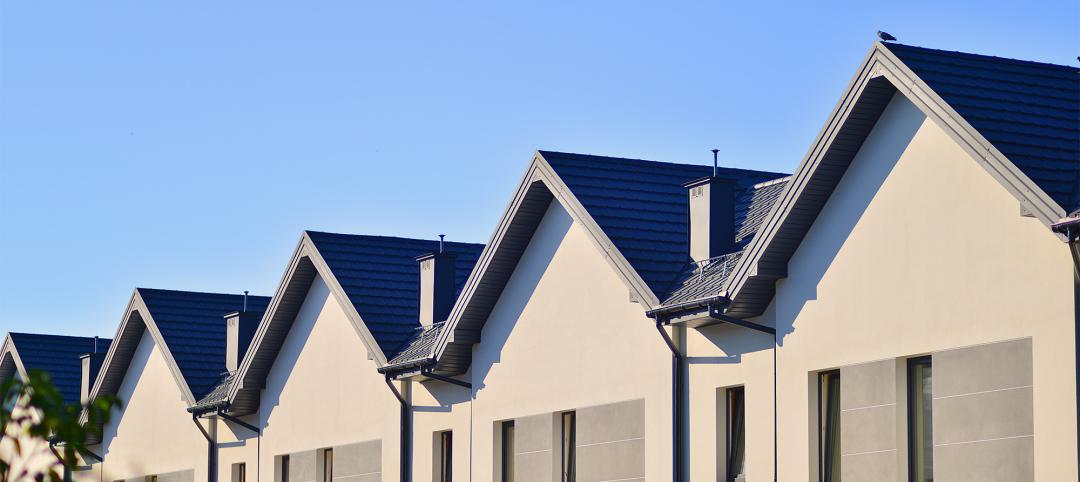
[648,300,779,482]
[384,376,411,482]
[192,415,217,482]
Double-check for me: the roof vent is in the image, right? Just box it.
[685,149,738,263]
[417,237,457,327]
[225,303,261,373]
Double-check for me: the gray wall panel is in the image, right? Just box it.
[288,450,317,482]
[514,413,554,482]
[932,338,1034,482]
[332,440,381,481]
[576,399,646,482]
[840,359,898,478]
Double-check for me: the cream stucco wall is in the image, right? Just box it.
[687,92,1076,481]
[93,331,209,482]
[465,200,673,481]
[241,274,404,482]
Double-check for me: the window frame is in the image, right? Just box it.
[436,430,453,482]
[725,386,746,482]
[907,356,933,482]
[500,420,515,482]
[560,411,576,482]
[818,370,841,482]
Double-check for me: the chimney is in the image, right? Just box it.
[80,339,105,406]
[225,309,261,373]
[685,150,738,263]
[417,237,457,326]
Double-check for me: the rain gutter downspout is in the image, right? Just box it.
[650,317,685,482]
[192,414,217,482]
[1052,215,1079,466]
[384,375,410,482]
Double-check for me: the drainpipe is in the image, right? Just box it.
[385,376,410,482]
[192,415,217,482]
[1053,216,1079,467]
[653,320,685,482]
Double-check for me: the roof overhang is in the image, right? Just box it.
[224,233,391,415]
[392,151,664,377]
[719,42,1072,319]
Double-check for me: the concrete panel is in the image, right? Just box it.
[576,438,645,482]
[514,451,553,482]
[288,451,317,482]
[933,338,1032,398]
[332,440,380,480]
[840,450,897,482]
[840,360,896,410]
[840,404,896,455]
[934,436,1034,482]
[933,387,1033,445]
[575,399,645,446]
[514,413,554,454]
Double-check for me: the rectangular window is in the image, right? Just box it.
[436,431,453,482]
[818,370,841,482]
[501,421,515,482]
[908,357,933,482]
[145,476,158,482]
[561,411,576,482]
[725,387,746,482]
[233,463,247,482]
[320,448,333,482]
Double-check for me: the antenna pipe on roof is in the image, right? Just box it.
[243,290,248,312]
[93,336,99,353]
[438,234,445,253]
[711,149,719,177]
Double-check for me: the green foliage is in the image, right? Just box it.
[0,370,120,482]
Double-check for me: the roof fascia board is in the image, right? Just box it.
[226,234,390,406]
[0,335,27,381]
[429,152,661,366]
[874,43,1066,222]
[726,42,1069,308]
[81,290,196,424]
[724,45,885,299]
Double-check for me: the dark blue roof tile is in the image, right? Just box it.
[7,333,111,405]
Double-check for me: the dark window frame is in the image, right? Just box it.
[818,370,841,482]
[907,356,933,482]
[501,420,515,482]
[725,386,746,482]
[438,430,453,482]
[561,411,576,482]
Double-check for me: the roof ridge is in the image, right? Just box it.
[304,230,485,247]
[136,287,271,298]
[884,42,1079,72]
[538,149,789,178]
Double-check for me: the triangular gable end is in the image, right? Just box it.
[226,232,474,415]
[424,152,670,377]
[723,42,1074,319]
[0,335,27,384]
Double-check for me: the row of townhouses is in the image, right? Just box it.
[2,41,1079,482]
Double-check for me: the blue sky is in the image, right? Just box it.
[1,1,1077,336]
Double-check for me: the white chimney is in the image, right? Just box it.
[417,250,457,327]
[685,176,738,263]
[225,310,260,372]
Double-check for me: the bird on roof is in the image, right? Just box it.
[877,31,897,42]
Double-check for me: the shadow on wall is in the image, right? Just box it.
[257,275,331,431]
[99,316,154,476]
[769,93,925,346]
[468,200,572,394]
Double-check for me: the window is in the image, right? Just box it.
[560,411,576,482]
[501,421,515,482]
[320,448,333,482]
[232,463,247,482]
[725,387,746,482]
[436,431,453,482]
[818,370,841,482]
[145,476,158,482]
[908,357,933,482]
[279,454,290,482]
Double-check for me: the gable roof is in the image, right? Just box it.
[0,333,111,405]
[222,231,483,415]
[884,43,1080,213]
[393,151,787,377]
[722,42,1080,320]
[86,288,270,415]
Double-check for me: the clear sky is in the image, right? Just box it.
[1,1,1077,337]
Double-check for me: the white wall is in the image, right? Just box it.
[248,274,402,482]
[95,331,208,482]
[466,200,673,481]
